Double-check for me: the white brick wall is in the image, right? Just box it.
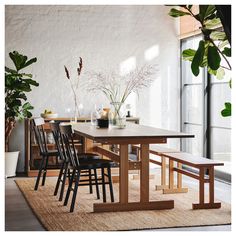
[5,5,180,172]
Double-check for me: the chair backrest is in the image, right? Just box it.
[59,124,79,168]
[49,122,66,161]
[32,118,48,154]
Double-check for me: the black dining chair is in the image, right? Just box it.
[49,122,101,201]
[59,124,115,212]
[32,117,60,191]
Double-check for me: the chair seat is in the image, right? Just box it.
[74,159,114,170]
[41,150,59,156]
[78,153,100,160]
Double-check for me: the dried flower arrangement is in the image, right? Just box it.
[85,64,157,128]
[85,64,158,105]
[64,57,83,118]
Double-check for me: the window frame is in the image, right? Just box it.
[180,35,231,182]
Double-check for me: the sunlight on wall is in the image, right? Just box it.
[149,78,161,127]
[144,45,159,61]
[119,56,136,76]
[167,66,171,129]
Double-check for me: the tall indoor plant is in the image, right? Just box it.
[168,5,231,116]
[5,51,39,176]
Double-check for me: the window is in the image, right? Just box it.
[181,35,231,180]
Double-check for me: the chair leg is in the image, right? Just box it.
[64,169,75,206]
[101,167,106,202]
[34,156,46,190]
[107,166,114,202]
[41,156,49,186]
[70,170,80,212]
[67,168,71,180]
[89,169,93,194]
[54,161,65,196]
[59,162,69,201]
[94,168,100,199]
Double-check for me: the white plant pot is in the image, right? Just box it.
[5,151,19,178]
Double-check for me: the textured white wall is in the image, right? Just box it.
[5,5,180,172]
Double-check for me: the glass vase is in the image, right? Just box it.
[109,102,126,128]
[70,106,79,124]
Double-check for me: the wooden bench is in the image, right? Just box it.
[132,144,181,190]
[161,152,224,209]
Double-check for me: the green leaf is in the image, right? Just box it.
[222,47,231,57]
[5,67,17,74]
[16,82,32,92]
[204,18,221,29]
[200,56,208,67]
[9,51,37,71]
[9,51,22,71]
[24,111,33,118]
[10,99,22,107]
[207,46,221,70]
[13,93,27,100]
[221,102,231,117]
[24,79,39,86]
[210,31,226,41]
[182,49,196,61]
[21,73,33,78]
[207,68,217,76]
[205,13,217,20]
[229,79,232,88]
[191,40,205,76]
[21,57,37,69]
[216,67,225,80]
[218,40,229,49]
[168,8,191,17]
[199,5,216,21]
[22,102,34,110]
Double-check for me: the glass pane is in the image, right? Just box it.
[183,85,203,124]
[211,127,231,174]
[182,124,203,156]
[211,83,231,128]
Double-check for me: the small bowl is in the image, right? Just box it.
[40,113,58,119]
[97,119,109,128]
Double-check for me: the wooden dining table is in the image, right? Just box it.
[72,122,194,212]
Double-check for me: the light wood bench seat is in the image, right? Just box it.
[162,152,224,168]
[162,152,224,209]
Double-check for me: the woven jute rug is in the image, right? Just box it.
[15,177,231,231]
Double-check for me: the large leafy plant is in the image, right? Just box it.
[169,5,231,117]
[5,51,39,151]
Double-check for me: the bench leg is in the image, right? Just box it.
[192,167,221,209]
[155,156,169,190]
[163,160,188,194]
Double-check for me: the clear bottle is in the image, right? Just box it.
[90,105,100,126]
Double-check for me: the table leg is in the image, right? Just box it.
[93,143,174,212]
[119,144,129,203]
[83,137,94,153]
[140,144,149,202]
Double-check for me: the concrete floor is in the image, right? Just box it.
[5,174,231,231]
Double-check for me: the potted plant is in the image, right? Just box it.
[5,51,39,177]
